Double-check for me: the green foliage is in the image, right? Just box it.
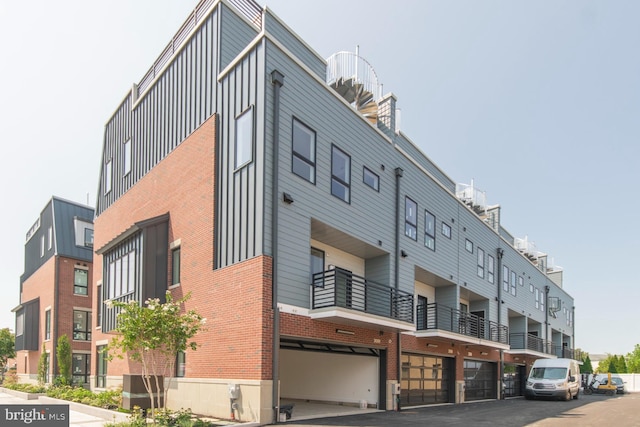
[56,335,72,384]
[46,385,122,410]
[37,349,49,385]
[626,344,640,373]
[2,383,46,393]
[580,355,593,373]
[608,360,617,373]
[106,291,205,420]
[0,328,16,380]
[614,354,627,373]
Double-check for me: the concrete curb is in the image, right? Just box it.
[37,395,130,423]
[0,388,45,400]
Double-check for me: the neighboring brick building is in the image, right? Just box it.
[92,0,578,424]
[13,197,94,385]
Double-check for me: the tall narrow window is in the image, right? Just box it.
[123,139,132,175]
[363,166,379,191]
[441,222,451,239]
[104,160,112,194]
[535,288,540,309]
[424,211,435,250]
[503,266,509,292]
[73,310,92,341]
[84,228,94,248]
[477,247,485,278]
[74,268,88,295]
[40,235,45,257]
[48,227,53,250]
[45,309,51,341]
[292,119,316,183]
[176,351,186,377]
[331,145,351,202]
[405,197,417,240]
[96,284,102,328]
[487,255,495,284]
[72,353,90,384]
[96,345,107,388]
[172,247,181,286]
[465,239,473,253]
[310,247,325,286]
[510,271,517,296]
[235,107,254,169]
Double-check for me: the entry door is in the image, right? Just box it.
[471,310,485,339]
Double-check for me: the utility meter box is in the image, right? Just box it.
[228,383,240,399]
[392,383,401,395]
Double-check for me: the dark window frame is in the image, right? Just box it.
[465,239,473,253]
[291,118,316,184]
[96,345,107,388]
[510,270,517,296]
[363,166,379,191]
[441,222,451,239]
[171,247,181,286]
[176,351,186,377]
[477,247,485,278]
[73,310,92,341]
[405,197,417,240]
[72,353,91,384]
[331,144,351,203]
[503,265,510,292]
[487,255,495,284]
[234,106,254,170]
[74,268,89,295]
[45,309,51,341]
[424,210,436,251]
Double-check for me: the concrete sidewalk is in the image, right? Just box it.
[0,389,114,426]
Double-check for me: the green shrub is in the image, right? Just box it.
[2,383,46,393]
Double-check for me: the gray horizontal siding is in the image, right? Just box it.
[219,3,260,72]
[395,134,456,193]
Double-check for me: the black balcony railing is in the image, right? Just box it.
[509,332,551,354]
[416,302,509,345]
[311,270,414,323]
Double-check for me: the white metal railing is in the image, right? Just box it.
[455,181,487,212]
[326,50,382,101]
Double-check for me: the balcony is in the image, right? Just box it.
[310,269,415,332]
[509,333,582,361]
[415,303,509,348]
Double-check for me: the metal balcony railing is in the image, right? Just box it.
[311,270,414,323]
[417,303,509,345]
[509,332,552,354]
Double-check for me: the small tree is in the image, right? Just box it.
[0,328,16,382]
[626,344,640,373]
[581,355,593,374]
[37,349,49,385]
[107,292,204,423]
[56,335,72,385]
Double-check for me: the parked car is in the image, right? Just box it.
[599,376,625,394]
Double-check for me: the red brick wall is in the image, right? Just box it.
[92,115,274,381]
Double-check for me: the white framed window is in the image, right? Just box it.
[104,160,112,194]
[48,227,53,250]
[235,106,254,169]
[477,247,484,278]
[123,139,132,175]
[503,265,509,292]
[510,271,517,296]
[487,255,494,284]
[40,235,45,257]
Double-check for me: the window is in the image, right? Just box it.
[465,239,473,253]
[540,291,545,312]
[84,228,94,248]
[73,310,92,341]
[45,309,51,341]
[424,211,435,250]
[503,266,509,292]
[487,255,495,284]
[529,283,534,293]
[48,227,53,250]
[518,276,524,289]
[74,268,88,295]
[96,346,107,388]
[104,160,112,194]
[405,197,417,240]
[477,248,485,278]
[107,251,136,300]
[363,167,379,191]
[535,288,540,309]
[310,247,325,286]
[16,313,23,337]
[96,284,102,328]
[40,235,45,257]
[441,222,451,239]
[292,119,316,183]
[123,139,132,175]
[331,145,351,202]
[171,247,181,286]
[235,107,254,169]
[176,352,186,377]
[510,271,517,296]
[72,353,90,384]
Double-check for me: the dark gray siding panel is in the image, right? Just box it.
[216,44,266,268]
[219,4,260,72]
[52,199,94,261]
[15,299,39,351]
[21,202,54,283]
[97,10,220,216]
[263,10,325,79]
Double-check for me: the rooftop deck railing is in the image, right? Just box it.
[311,270,414,324]
[417,303,509,345]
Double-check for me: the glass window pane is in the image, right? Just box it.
[235,107,253,168]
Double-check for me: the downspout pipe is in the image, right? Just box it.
[496,248,504,399]
[544,285,550,352]
[394,167,403,410]
[270,69,284,424]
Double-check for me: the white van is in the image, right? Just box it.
[525,358,580,401]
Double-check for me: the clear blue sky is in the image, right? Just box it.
[1,0,638,356]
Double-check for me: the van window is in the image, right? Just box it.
[530,367,567,380]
